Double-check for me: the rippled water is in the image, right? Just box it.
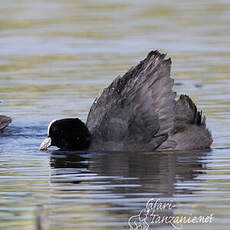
[1,0,230,229]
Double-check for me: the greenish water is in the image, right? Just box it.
[0,0,230,229]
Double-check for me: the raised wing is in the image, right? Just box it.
[86,51,176,151]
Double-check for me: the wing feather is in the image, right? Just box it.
[87,51,176,151]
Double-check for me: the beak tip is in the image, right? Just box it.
[39,137,51,151]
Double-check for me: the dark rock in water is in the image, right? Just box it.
[174,82,184,86]
[195,83,203,88]
[0,115,12,132]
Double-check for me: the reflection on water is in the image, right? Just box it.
[51,150,209,196]
[1,0,230,229]
[48,150,212,230]
[48,150,209,229]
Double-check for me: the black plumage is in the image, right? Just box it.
[40,51,212,151]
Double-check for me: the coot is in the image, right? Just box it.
[40,51,212,151]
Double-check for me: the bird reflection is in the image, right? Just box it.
[50,150,210,195]
[49,150,211,229]
[50,151,90,184]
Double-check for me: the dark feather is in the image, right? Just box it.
[87,50,212,151]
[87,50,175,151]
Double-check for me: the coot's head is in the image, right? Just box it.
[40,118,91,151]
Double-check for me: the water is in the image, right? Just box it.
[0,0,230,229]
